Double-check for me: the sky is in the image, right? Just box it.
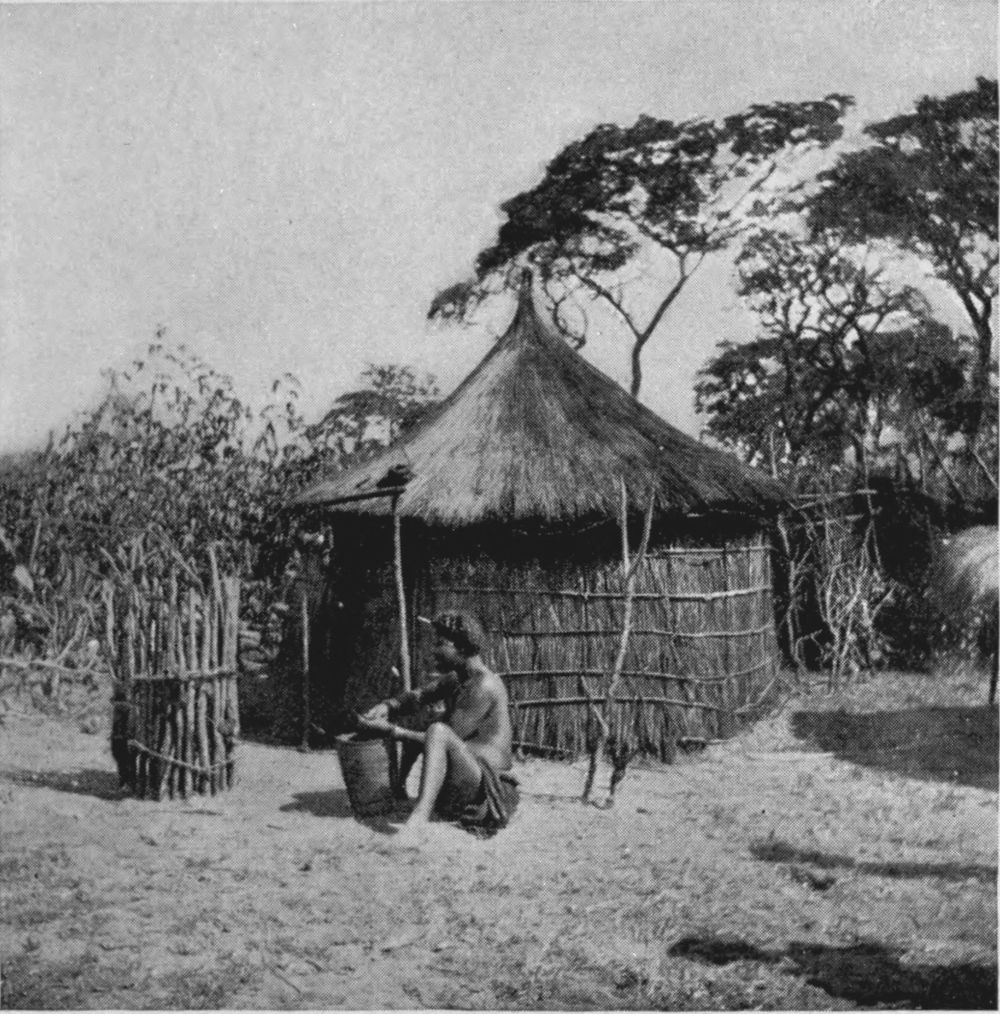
[1,0,996,453]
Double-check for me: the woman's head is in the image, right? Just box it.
[431,610,487,659]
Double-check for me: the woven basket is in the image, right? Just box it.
[336,733,395,817]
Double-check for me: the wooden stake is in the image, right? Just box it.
[301,589,311,751]
[185,587,198,794]
[228,578,241,743]
[583,480,655,806]
[187,587,198,676]
[102,580,115,660]
[147,680,157,799]
[392,493,412,693]
[208,593,218,681]
[200,586,211,674]
[212,674,224,794]
[135,683,146,798]
[184,676,195,796]
[223,576,240,785]
[196,683,211,795]
[155,684,169,800]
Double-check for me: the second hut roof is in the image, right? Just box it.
[294,279,787,527]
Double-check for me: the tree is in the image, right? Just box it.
[695,229,969,480]
[431,97,853,396]
[304,364,439,465]
[807,78,998,443]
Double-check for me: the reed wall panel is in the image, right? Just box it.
[415,536,778,760]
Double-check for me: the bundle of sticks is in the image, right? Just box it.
[109,564,241,799]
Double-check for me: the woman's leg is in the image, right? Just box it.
[393,741,423,799]
[408,722,482,824]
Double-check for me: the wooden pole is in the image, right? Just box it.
[223,576,240,786]
[165,575,177,799]
[199,585,211,673]
[197,683,211,795]
[185,587,198,795]
[211,673,223,795]
[211,578,223,794]
[126,601,141,797]
[300,589,311,751]
[102,580,115,660]
[583,480,655,806]
[392,493,412,693]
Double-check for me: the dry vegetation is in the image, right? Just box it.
[1,664,996,1010]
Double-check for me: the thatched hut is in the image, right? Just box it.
[292,279,788,759]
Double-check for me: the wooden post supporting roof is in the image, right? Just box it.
[392,492,412,693]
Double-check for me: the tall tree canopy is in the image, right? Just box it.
[431,96,853,396]
[806,77,998,442]
[695,229,972,481]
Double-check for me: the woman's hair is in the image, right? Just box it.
[431,610,487,658]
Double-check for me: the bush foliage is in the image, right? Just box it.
[0,340,438,660]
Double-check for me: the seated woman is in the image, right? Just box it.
[363,611,517,839]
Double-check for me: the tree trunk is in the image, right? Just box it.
[968,312,995,446]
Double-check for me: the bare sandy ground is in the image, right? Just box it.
[1,670,997,1009]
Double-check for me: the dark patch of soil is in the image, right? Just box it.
[671,934,999,1010]
[751,836,998,882]
[791,705,998,790]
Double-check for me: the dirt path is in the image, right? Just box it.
[1,670,997,1009]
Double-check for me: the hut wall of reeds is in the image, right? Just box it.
[417,533,778,759]
[294,275,787,758]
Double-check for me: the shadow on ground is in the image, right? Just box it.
[791,705,998,790]
[670,934,998,1009]
[751,837,998,883]
[279,788,411,834]
[0,949,259,1011]
[0,767,124,800]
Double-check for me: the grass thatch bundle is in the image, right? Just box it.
[934,525,999,615]
[294,275,785,528]
[932,524,998,704]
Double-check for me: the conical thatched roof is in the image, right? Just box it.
[294,279,787,527]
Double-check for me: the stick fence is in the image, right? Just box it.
[107,562,241,799]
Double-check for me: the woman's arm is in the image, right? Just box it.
[388,672,456,715]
